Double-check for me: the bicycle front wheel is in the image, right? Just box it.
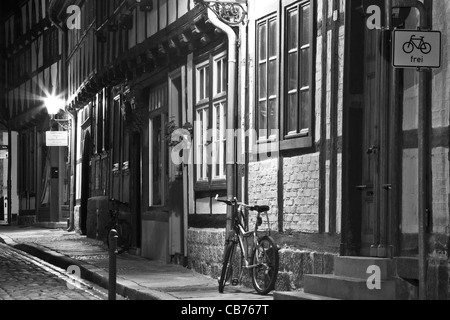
[420,42,432,54]
[218,241,236,293]
[251,236,279,295]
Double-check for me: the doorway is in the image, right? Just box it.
[80,131,92,235]
[344,0,400,258]
[130,131,142,249]
[360,28,381,256]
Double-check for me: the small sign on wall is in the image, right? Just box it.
[393,30,442,69]
[46,131,68,147]
[0,145,8,159]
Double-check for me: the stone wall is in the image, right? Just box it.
[187,228,227,280]
[187,228,337,291]
[247,155,320,234]
[283,154,320,233]
[248,159,279,231]
[276,248,336,291]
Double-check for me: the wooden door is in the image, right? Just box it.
[360,29,381,257]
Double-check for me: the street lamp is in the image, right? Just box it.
[43,94,71,130]
[43,93,75,231]
[44,95,65,116]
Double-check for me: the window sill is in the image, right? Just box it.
[195,179,226,191]
[280,136,313,151]
[252,138,279,156]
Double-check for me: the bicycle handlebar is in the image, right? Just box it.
[215,195,270,213]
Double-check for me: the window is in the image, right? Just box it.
[149,84,169,206]
[112,96,121,166]
[18,130,36,194]
[195,51,227,185]
[284,1,312,138]
[255,0,314,149]
[256,15,278,140]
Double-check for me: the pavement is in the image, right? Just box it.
[0,225,274,301]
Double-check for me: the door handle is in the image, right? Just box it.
[367,146,379,155]
[382,184,392,191]
[356,184,374,191]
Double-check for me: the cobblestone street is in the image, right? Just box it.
[0,242,109,300]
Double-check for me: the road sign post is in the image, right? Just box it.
[392,29,441,69]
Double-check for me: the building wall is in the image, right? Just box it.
[429,5,450,297]
[188,0,347,290]
[2,0,64,225]
[187,228,226,280]
[246,0,345,237]
[431,2,450,238]
[400,3,450,253]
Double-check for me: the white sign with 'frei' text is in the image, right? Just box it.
[393,30,442,69]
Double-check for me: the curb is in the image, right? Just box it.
[0,235,178,301]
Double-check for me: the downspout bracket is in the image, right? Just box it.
[194,0,248,26]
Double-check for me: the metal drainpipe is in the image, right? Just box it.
[48,10,76,232]
[206,8,237,235]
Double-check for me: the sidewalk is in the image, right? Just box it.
[0,226,274,301]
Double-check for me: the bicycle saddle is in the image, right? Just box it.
[252,205,270,213]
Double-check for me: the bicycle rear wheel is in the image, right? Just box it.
[218,241,236,293]
[251,235,279,295]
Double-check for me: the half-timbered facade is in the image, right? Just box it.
[1,0,67,226]
[49,0,232,264]
[8,0,447,299]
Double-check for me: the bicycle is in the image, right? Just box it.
[402,35,432,54]
[106,199,132,254]
[215,195,279,295]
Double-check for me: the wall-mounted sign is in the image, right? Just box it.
[393,30,442,69]
[46,131,68,147]
[0,145,8,159]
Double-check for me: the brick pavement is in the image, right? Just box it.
[0,226,275,301]
[0,242,110,300]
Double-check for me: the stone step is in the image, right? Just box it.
[334,256,394,280]
[33,221,69,229]
[304,274,396,300]
[274,290,339,300]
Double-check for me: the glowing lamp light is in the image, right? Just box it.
[44,95,66,116]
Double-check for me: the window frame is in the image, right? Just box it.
[255,13,279,144]
[280,0,315,150]
[148,83,169,207]
[194,50,228,190]
[254,0,315,152]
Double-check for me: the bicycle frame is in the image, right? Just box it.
[410,35,425,47]
[217,195,278,294]
[224,198,271,271]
